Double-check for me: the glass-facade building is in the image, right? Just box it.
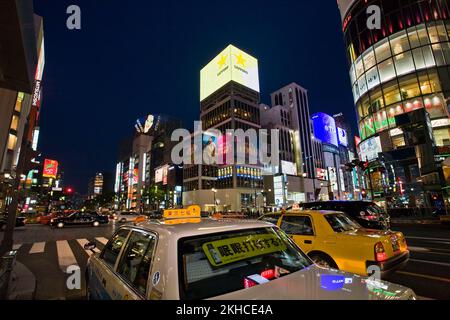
[338,0,450,209]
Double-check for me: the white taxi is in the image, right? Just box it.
[84,206,416,300]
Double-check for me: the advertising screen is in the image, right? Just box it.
[43,159,58,178]
[203,132,219,165]
[337,127,348,147]
[328,167,338,191]
[312,113,338,147]
[316,168,327,180]
[200,44,260,101]
[359,136,382,162]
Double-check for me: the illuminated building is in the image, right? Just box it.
[0,5,44,212]
[115,115,183,211]
[88,173,104,199]
[333,113,359,200]
[338,0,450,208]
[259,83,328,205]
[183,44,264,213]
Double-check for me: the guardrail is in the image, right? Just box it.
[0,250,17,300]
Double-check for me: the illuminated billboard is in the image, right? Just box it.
[43,159,58,178]
[135,114,155,133]
[312,113,338,147]
[281,161,297,176]
[155,165,169,185]
[200,44,260,101]
[359,136,382,162]
[337,127,348,147]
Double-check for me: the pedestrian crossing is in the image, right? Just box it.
[29,242,45,254]
[12,237,107,272]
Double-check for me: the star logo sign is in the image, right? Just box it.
[217,55,227,69]
[235,53,246,67]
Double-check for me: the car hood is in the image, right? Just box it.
[211,265,415,300]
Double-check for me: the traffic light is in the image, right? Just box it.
[65,187,74,194]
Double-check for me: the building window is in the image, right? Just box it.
[10,115,19,131]
[7,134,17,151]
[433,127,450,146]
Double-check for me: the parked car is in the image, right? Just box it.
[50,211,109,228]
[0,215,26,231]
[298,201,390,230]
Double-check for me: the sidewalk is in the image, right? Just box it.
[7,261,36,300]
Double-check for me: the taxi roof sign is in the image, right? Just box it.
[163,205,201,219]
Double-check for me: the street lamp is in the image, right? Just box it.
[211,188,217,213]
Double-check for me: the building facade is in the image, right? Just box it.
[338,0,450,209]
[0,5,44,213]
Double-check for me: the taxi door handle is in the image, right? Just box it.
[304,240,312,244]
[102,278,107,287]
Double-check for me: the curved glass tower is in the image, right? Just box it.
[338,0,450,209]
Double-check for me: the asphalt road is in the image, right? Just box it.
[1,221,449,300]
[384,222,450,300]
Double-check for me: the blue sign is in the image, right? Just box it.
[320,274,345,291]
[312,113,338,147]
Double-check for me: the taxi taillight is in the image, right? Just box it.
[375,242,387,262]
[261,269,275,280]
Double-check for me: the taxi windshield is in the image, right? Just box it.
[178,227,312,299]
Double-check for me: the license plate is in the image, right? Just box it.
[391,236,400,252]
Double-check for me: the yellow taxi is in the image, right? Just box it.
[84,206,415,300]
[259,210,409,277]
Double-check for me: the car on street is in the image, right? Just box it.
[50,211,109,228]
[37,211,67,225]
[0,215,26,231]
[84,205,416,300]
[259,210,409,277]
[113,211,143,223]
[297,201,390,230]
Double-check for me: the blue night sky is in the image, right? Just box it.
[33,0,356,193]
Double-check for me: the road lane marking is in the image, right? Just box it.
[12,244,22,250]
[396,271,450,283]
[409,246,450,256]
[56,240,78,272]
[95,237,108,245]
[407,236,450,242]
[29,242,45,254]
[418,296,434,300]
[408,246,429,252]
[76,239,100,256]
[409,258,450,267]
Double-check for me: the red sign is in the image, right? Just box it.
[43,159,58,178]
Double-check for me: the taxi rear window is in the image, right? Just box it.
[178,227,312,300]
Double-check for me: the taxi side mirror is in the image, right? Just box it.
[84,242,96,251]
